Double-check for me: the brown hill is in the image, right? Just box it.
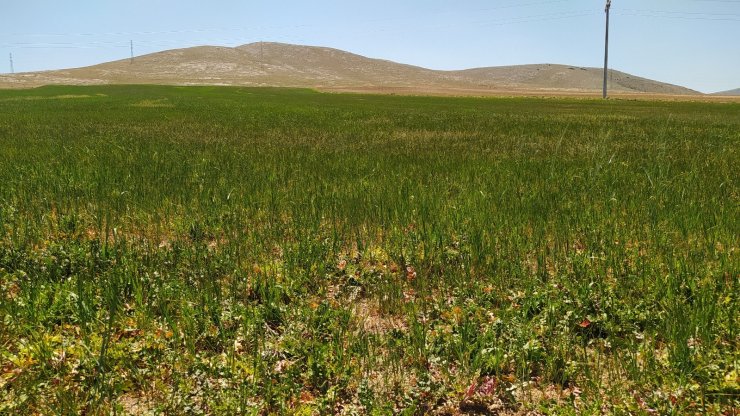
[450,64,699,95]
[0,42,700,95]
[713,88,740,96]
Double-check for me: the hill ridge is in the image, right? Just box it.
[0,42,701,95]
[713,88,740,96]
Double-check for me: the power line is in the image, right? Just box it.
[1,4,736,52]
[618,8,740,16]
[469,0,570,13]
[0,4,736,49]
[0,37,249,50]
[612,12,740,21]
[475,10,599,27]
[1,1,737,40]
[0,11,602,51]
[0,1,574,40]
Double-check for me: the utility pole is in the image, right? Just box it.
[9,53,14,74]
[603,0,611,99]
[260,40,264,69]
[130,40,134,64]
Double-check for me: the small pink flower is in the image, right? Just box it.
[406,266,417,282]
[478,377,498,396]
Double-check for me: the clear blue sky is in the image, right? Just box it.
[1,0,738,93]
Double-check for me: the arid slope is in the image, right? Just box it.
[713,88,740,96]
[0,42,700,95]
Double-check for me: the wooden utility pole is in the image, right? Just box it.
[261,41,264,70]
[603,0,611,99]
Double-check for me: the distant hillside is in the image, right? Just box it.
[451,65,699,95]
[0,42,701,95]
[713,88,740,96]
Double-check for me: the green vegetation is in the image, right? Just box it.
[0,86,737,415]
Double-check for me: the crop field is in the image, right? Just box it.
[0,86,737,415]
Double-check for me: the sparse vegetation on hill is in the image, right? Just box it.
[0,86,737,414]
[0,42,701,96]
[714,88,740,96]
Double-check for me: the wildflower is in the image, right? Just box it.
[478,377,498,396]
[406,265,417,281]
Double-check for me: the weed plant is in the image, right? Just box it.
[0,86,737,414]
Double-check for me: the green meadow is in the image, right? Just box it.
[0,86,737,414]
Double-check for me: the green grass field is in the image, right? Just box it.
[0,86,738,415]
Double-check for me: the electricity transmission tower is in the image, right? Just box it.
[603,0,611,99]
[130,40,134,64]
[9,53,14,74]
